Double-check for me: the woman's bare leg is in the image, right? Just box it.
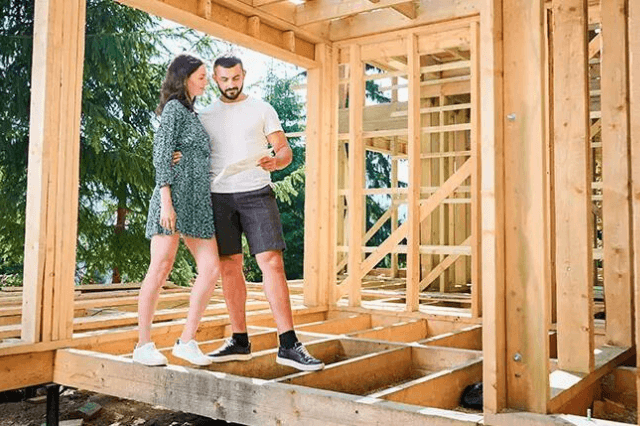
[180,237,221,342]
[137,234,180,344]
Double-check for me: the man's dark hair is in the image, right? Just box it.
[214,55,244,70]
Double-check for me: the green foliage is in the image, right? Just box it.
[0,0,221,285]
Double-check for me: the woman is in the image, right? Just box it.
[134,53,219,367]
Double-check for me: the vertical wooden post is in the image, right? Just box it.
[347,44,364,307]
[551,0,595,373]
[390,138,399,278]
[406,34,421,312]
[626,0,640,418]
[304,47,323,306]
[545,6,558,327]
[481,0,506,414]
[438,94,446,292]
[503,0,550,412]
[470,21,482,318]
[22,0,86,343]
[602,0,633,348]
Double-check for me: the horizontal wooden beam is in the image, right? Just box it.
[53,348,482,425]
[115,0,319,68]
[0,350,54,392]
[320,1,478,41]
[295,0,415,26]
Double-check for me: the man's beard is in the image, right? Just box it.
[218,83,243,100]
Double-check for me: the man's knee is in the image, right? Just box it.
[257,251,285,274]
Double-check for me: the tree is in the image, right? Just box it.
[0,0,221,285]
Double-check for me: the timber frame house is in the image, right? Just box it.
[1,0,640,424]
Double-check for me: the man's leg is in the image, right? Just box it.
[219,253,248,333]
[255,250,294,334]
[208,192,252,361]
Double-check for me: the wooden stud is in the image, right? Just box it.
[545,6,558,328]
[503,0,549,412]
[480,0,507,414]
[22,0,86,343]
[303,46,323,306]
[601,0,633,347]
[470,21,482,318]
[628,0,640,418]
[406,34,421,312]
[390,138,399,278]
[347,44,365,307]
[551,0,594,373]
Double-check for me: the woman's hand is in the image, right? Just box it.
[160,202,177,233]
[172,151,182,165]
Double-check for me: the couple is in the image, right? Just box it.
[133,53,323,372]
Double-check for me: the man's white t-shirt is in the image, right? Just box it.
[199,96,283,193]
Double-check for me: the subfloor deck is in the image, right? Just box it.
[0,280,634,425]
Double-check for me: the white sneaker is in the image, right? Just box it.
[172,339,212,366]
[133,342,168,366]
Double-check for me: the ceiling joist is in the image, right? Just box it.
[295,0,417,26]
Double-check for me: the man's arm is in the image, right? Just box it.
[258,131,292,172]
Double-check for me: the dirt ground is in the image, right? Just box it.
[0,388,243,426]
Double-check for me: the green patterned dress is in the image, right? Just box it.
[145,99,215,239]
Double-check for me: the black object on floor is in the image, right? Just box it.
[460,382,483,409]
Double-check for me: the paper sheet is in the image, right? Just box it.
[212,148,273,186]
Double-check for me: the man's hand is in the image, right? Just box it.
[172,151,182,165]
[257,155,278,172]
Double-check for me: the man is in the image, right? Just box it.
[199,55,324,371]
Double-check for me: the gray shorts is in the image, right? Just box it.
[211,185,286,256]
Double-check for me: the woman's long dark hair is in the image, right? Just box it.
[156,53,204,115]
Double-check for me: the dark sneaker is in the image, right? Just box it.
[276,342,325,371]
[207,338,252,362]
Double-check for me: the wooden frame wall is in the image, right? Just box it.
[331,18,481,315]
[5,0,640,424]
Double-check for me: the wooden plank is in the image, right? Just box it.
[295,314,372,334]
[347,44,365,307]
[369,359,482,409]
[347,319,428,342]
[295,0,415,26]
[324,0,479,41]
[628,0,640,421]
[419,237,472,291]
[601,0,632,347]
[551,0,594,373]
[548,346,633,413]
[53,349,482,426]
[303,44,323,306]
[470,21,482,318]
[22,0,86,344]
[282,347,413,395]
[406,34,421,312]
[502,0,550,412]
[0,351,54,392]
[421,324,482,350]
[480,0,506,408]
[318,44,337,307]
[116,0,319,69]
